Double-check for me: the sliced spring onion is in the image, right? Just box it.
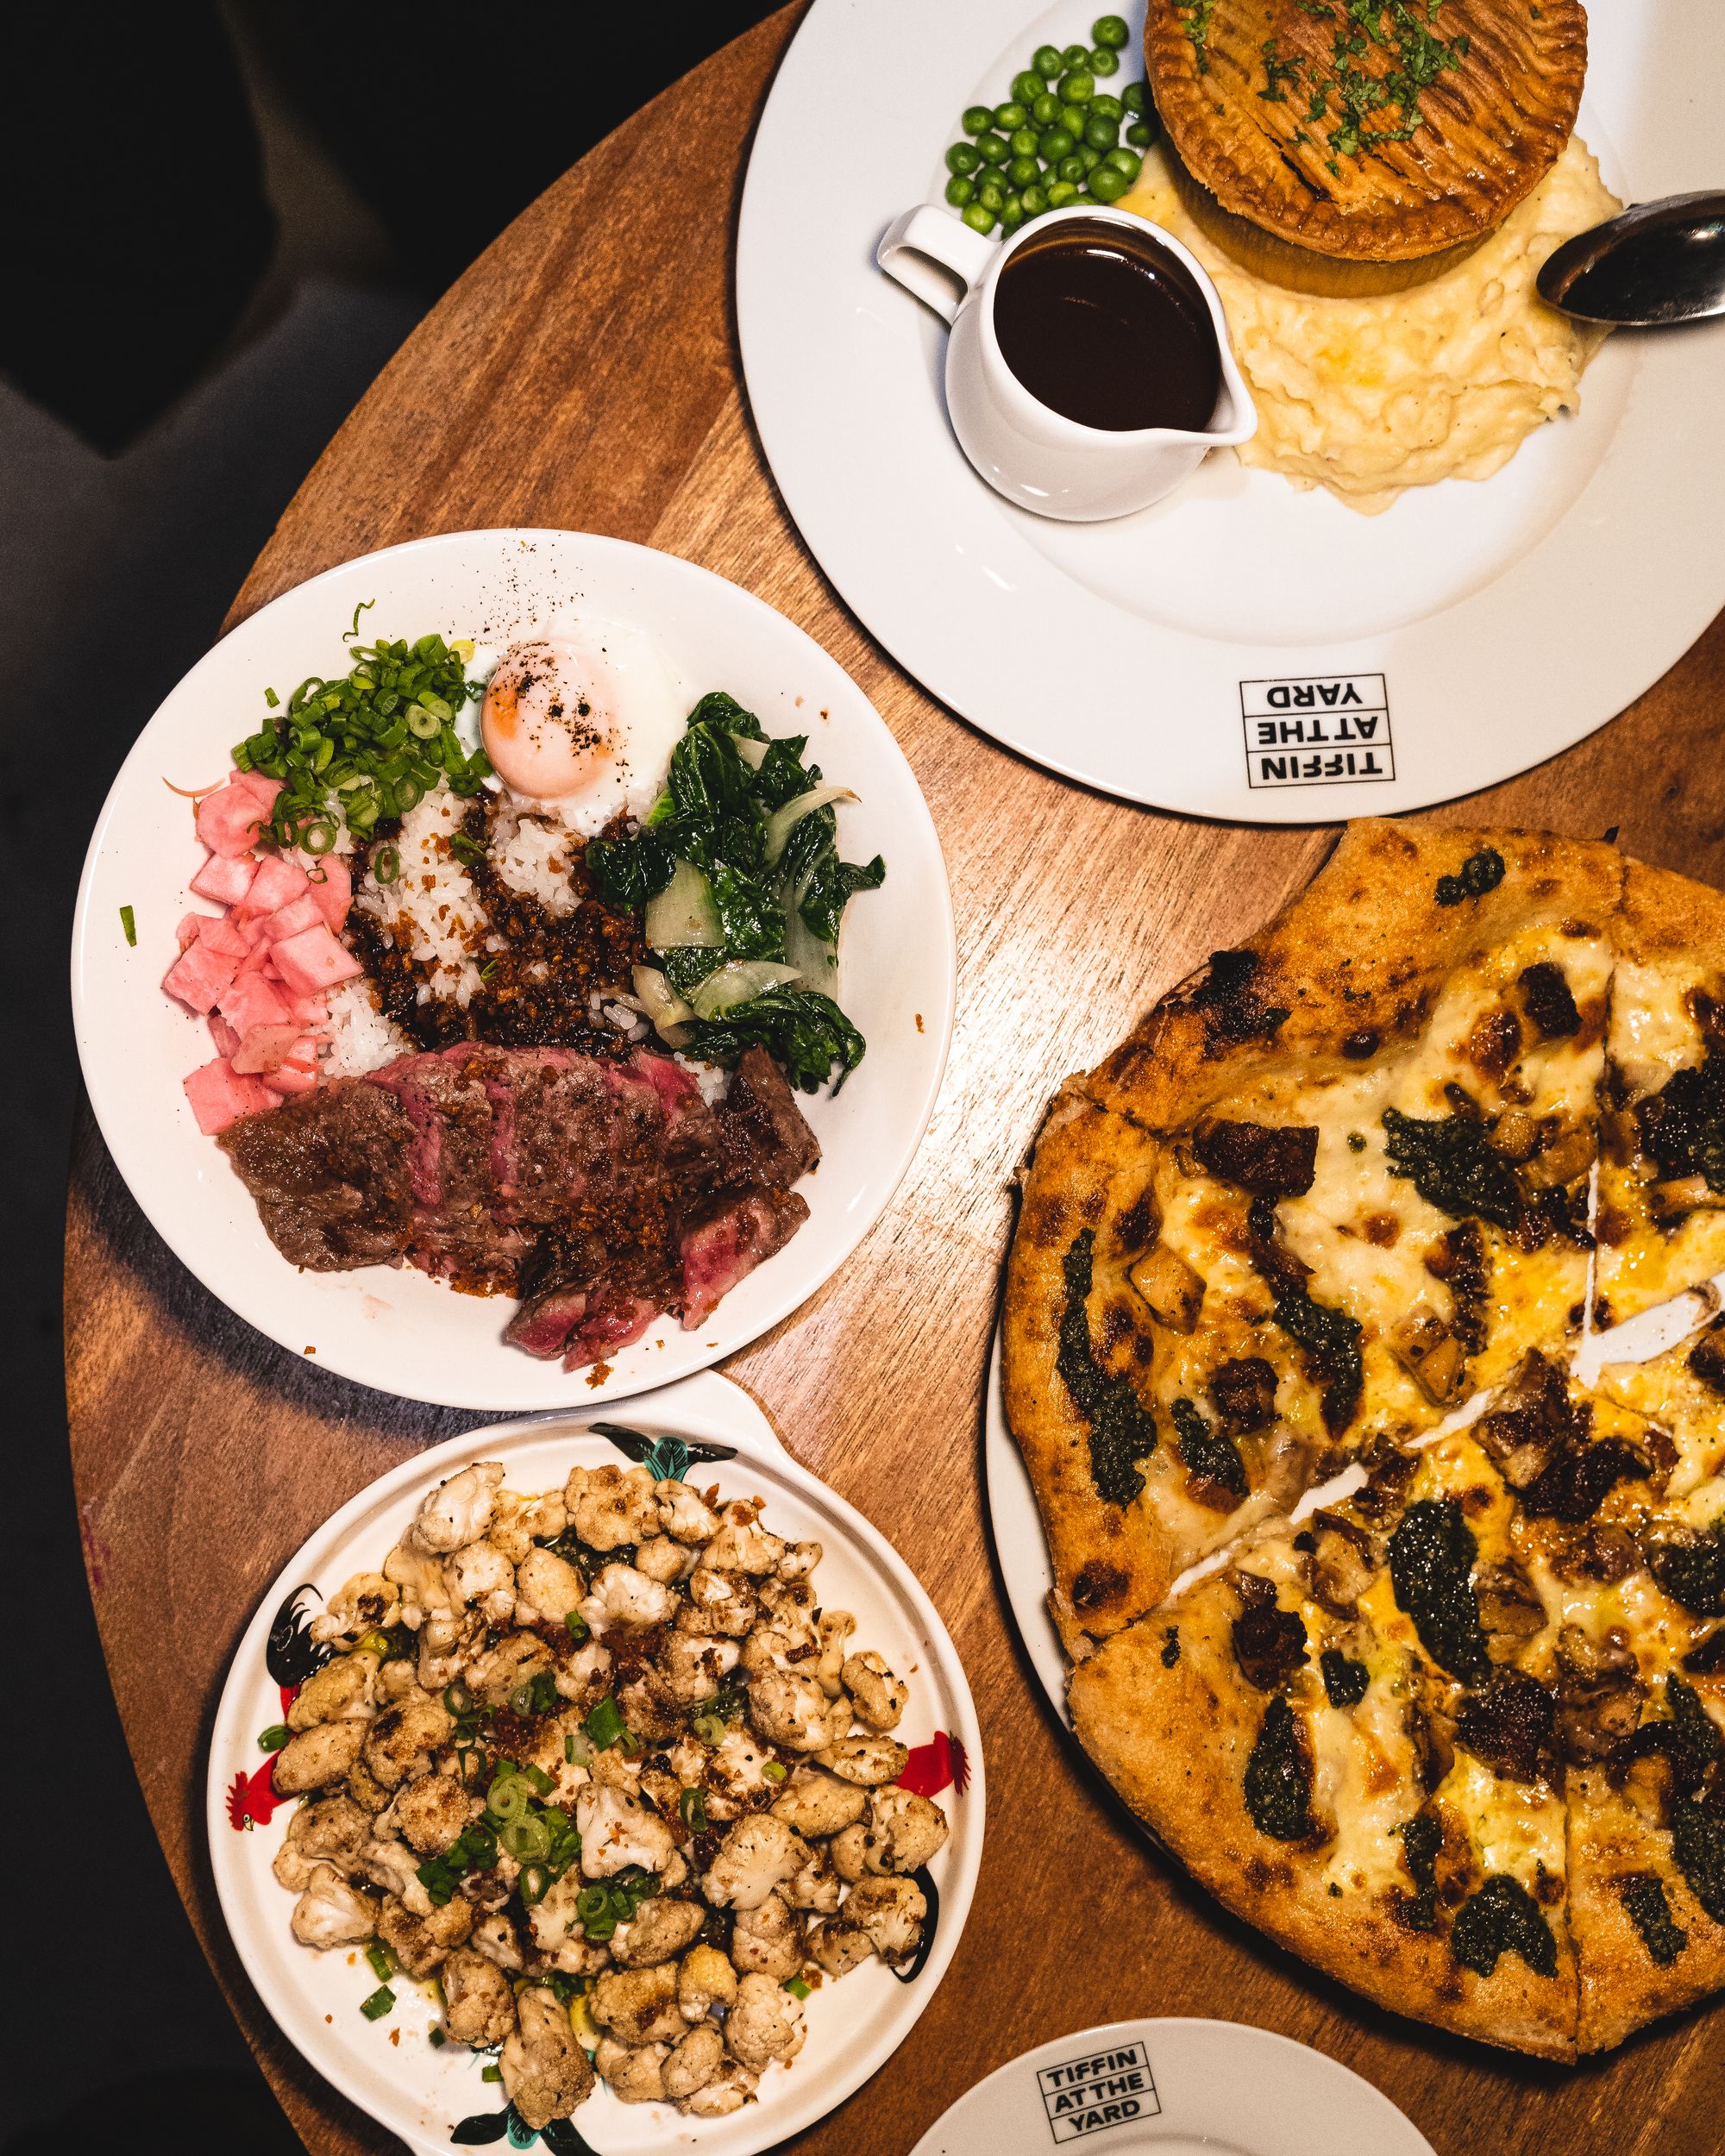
[688,960,802,1020]
[644,858,723,950]
[584,1695,626,1750]
[783,1977,812,1999]
[360,1985,396,2021]
[564,1730,593,1766]
[691,1712,726,1748]
[762,1759,788,1784]
[731,733,768,769]
[428,2027,447,2048]
[680,1786,709,1833]
[499,1815,552,1863]
[256,1723,289,1752]
[365,1942,396,1983]
[373,843,399,885]
[120,904,137,947]
[490,1777,532,1826]
[563,1609,590,1644]
[781,880,839,998]
[519,1862,552,1905]
[762,784,857,868]
[523,1762,555,1795]
[442,1682,474,1716]
[629,964,695,1048]
[481,2064,502,2083]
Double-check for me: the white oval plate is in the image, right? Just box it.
[983,1332,1069,1722]
[72,530,955,1408]
[737,0,1725,821]
[909,2016,1433,2156]
[207,1369,984,2156]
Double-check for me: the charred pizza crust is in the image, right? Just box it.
[1145,0,1586,264]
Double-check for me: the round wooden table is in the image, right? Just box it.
[66,10,1725,2153]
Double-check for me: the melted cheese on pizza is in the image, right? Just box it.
[1598,1345,1725,1501]
[1609,960,1702,1102]
[1437,1752,1567,1893]
[1311,1688,1422,1897]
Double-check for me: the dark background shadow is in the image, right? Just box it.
[5,5,779,2146]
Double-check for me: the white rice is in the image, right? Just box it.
[322,976,411,1078]
[676,1055,731,1108]
[354,786,487,1007]
[488,808,580,915]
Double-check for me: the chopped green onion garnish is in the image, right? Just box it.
[783,1977,811,1999]
[360,1985,396,2021]
[523,1760,555,1795]
[680,1787,709,1833]
[429,2027,447,2048]
[256,1724,289,1752]
[373,843,399,885]
[442,1681,474,1716]
[584,1696,626,1750]
[365,1943,396,1983]
[564,1609,589,1643]
[762,1759,787,1783]
[481,2064,502,2083]
[120,904,137,947]
[264,686,279,709]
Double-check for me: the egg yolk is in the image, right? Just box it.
[480,647,614,801]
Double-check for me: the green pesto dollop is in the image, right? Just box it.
[1621,1874,1689,1967]
[1388,1498,1490,1684]
[1244,1695,1313,1842]
[1170,1395,1248,1500]
[1434,848,1506,907]
[1320,1648,1369,1708]
[1383,1106,1521,1232]
[1450,1874,1558,1979]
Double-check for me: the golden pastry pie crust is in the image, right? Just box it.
[1145,0,1587,262]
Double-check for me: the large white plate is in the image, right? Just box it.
[909,2016,1433,2156]
[207,1369,984,2156]
[737,0,1725,821]
[72,530,955,1409]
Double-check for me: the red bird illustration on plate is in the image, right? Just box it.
[897,1730,969,1798]
[226,1754,283,1831]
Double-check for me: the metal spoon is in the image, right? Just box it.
[1537,190,1725,326]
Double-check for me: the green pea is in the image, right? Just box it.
[1012,71,1046,106]
[1090,93,1123,122]
[1007,154,1038,187]
[1126,117,1157,147]
[946,141,982,176]
[1093,15,1130,47]
[1010,127,1039,156]
[963,104,994,135]
[1060,102,1087,134]
[1123,80,1146,113]
[1106,147,1142,180]
[1038,126,1075,160]
[974,131,1008,165]
[1084,114,1120,149]
[1032,91,1063,124]
[1047,178,1080,208]
[945,173,975,207]
[1078,144,1101,172]
[962,201,997,235]
[1000,196,1026,233]
[1060,70,1095,103]
[1089,46,1120,76]
[1062,43,1090,69]
[1021,184,1050,217]
[1034,44,1063,78]
[1057,154,1086,184]
[994,101,1027,131]
[1087,164,1129,203]
[976,176,1007,213]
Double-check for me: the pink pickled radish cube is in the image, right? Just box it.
[272,921,362,996]
[307,856,351,932]
[266,1041,321,1094]
[208,1014,242,1057]
[194,784,267,859]
[196,912,248,961]
[190,850,257,906]
[163,938,240,1014]
[264,894,323,941]
[216,968,294,1036]
[233,770,284,812]
[175,913,205,950]
[183,1056,276,1133]
[240,853,310,917]
[232,1023,303,1074]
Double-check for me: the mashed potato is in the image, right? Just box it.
[1121,136,1622,513]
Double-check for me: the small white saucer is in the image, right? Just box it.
[909,2016,1433,2155]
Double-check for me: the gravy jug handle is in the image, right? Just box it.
[876,204,998,324]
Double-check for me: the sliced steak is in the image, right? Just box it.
[369,1048,524,1288]
[680,1188,810,1326]
[219,1081,415,1269]
[714,1046,821,1189]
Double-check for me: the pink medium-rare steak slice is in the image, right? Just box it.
[367,1048,526,1289]
[680,1188,811,1326]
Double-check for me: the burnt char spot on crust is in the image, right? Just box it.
[1071,1561,1130,1615]
[1116,1189,1157,1250]
[1186,950,1290,1053]
[1341,1028,1380,1061]
[1194,1119,1320,1199]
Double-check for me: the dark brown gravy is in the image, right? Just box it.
[993,218,1221,433]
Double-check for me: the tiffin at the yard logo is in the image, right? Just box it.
[1240,672,1395,788]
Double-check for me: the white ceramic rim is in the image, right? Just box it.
[205,1369,986,2156]
[70,530,957,1409]
[737,0,1725,822]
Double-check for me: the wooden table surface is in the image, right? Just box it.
[65,9,1725,2153]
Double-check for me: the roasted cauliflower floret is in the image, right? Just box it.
[514,1546,586,1627]
[466,1632,553,1709]
[814,1610,855,1697]
[289,1863,377,1949]
[412,1462,505,1555]
[844,1873,927,1964]
[681,2060,757,2115]
[662,2021,724,2101]
[731,1889,804,1980]
[361,1696,454,1790]
[770,1764,867,1838]
[611,1896,707,1968]
[698,1725,778,1818]
[590,1961,687,2045]
[809,1918,874,1977]
[358,1835,434,1915]
[656,1476,720,1543]
[839,1786,950,1876]
[777,1539,821,1580]
[656,1631,741,1704]
[748,1669,846,1752]
[679,1567,759,1637]
[273,1717,367,1795]
[677,1942,738,2019]
[725,1971,806,2073]
[385,1771,477,1856]
[552,1638,614,1708]
[565,1463,662,1551]
[593,2034,668,2104]
[634,1534,696,1584]
[417,1610,481,1692]
[580,1563,680,1634]
[817,1733,910,1785]
[310,1572,399,1644]
[470,1910,526,1971]
[442,1946,516,2048]
[443,1538,517,1624]
[705,1500,786,1576]
[577,1782,677,1877]
[526,1874,613,1977]
[386,1542,455,1627]
[272,1793,371,1890]
[501,1984,596,2131]
[376,1890,472,1977]
[842,1650,908,1731]
[784,1842,842,1914]
[700,1814,810,1910]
